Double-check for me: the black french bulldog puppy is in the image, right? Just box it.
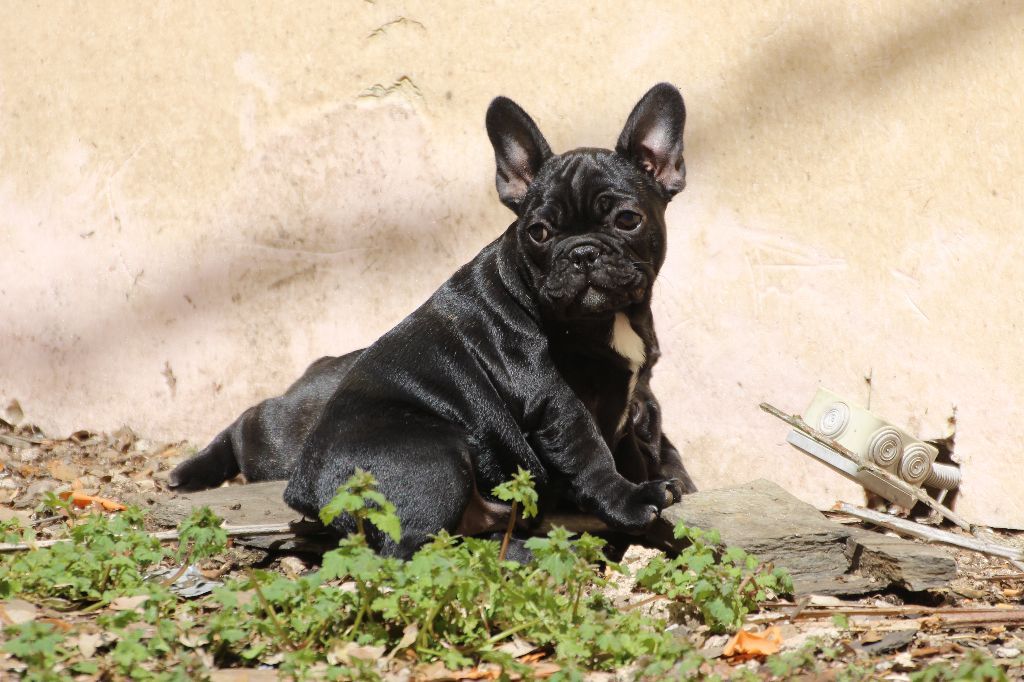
[280,83,694,558]
[169,349,694,497]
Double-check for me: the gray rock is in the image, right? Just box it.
[13,479,57,508]
[654,479,853,593]
[846,530,956,592]
[653,479,955,595]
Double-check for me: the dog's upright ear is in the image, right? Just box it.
[486,96,552,212]
[616,83,687,198]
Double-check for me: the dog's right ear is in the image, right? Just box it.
[616,83,686,198]
[485,96,552,213]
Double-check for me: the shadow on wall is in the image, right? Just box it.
[10,103,494,396]
[696,2,1023,149]
[17,1,1022,394]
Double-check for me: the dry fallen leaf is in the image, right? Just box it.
[859,629,884,644]
[0,599,38,626]
[278,556,306,578]
[723,626,783,659]
[109,595,150,612]
[495,636,535,658]
[387,623,419,659]
[0,507,32,524]
[326,642,386,665]
[38,617,73,631]
[47,459,80,482]
[531,661,561,679]
[451,665,501,680]
[69,631,107,658]
[416,661,451,681]
[58,490,127,512]
[209,670,280,682]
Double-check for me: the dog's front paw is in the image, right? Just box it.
[599,478,682,533]
[661,478,684,506]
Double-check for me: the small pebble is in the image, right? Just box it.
[19,448,42,463]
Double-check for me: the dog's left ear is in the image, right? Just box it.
[616,83,686,198]
[486,96,552,212]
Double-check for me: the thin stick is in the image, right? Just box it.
[978,573,1024,581]
[837,503,1024,564]
[498,501,518,562]
[622,594,668,612]
[0,522,297,553]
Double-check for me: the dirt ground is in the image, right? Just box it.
[2,414,1024,680]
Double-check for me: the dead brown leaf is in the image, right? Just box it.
[209,670,280,681]
[723,626,783,659]
[59,490,127,512]
[46,454,79,481]
[387,623,419,659]
[109,595,150,612]
[38,617,73,631]
[0,599,38,625]
[69,631,107,658]
[326,642,386,665]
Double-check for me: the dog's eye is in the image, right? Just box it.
[614,211,643,231]
[527,223,551,244]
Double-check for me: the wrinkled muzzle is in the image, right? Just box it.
[539,240,649,318]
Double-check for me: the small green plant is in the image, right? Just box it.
[635,524,793,633]
[0,506,164,605]
[203,471,697,672]
[36,490,74,517]
[319,468,401,542]
[162,506,228,586]
[0,469,804,679]
[0,507,208,680]
[910,650,1014,682]
[2,621,71,682]
[0,517,33,544]
[491,466,539,560]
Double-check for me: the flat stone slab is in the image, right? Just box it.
[654,479,955,596]
[130,480,300,528]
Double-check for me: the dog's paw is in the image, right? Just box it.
[599,479,681,532]
[635,478,683,514]
[661,478,684,506]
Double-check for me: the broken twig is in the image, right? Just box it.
[0,523,297,553]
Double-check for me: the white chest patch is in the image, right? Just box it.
[610,312,646,433]
[611,313,645,371]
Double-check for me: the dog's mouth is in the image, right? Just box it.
[576,283,645,309]
[540,257,649,319]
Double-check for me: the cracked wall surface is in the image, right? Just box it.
[2,1,1022,527]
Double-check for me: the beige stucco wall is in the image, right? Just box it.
[2,1,1022,527]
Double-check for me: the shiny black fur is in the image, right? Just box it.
[170,349,694,499]
[278,83,694,557]
[168,351,362,491]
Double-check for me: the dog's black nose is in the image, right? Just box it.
[569,244,601,269]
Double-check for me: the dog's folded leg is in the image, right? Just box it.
[528,386,680,534]
[168,427,240,491]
